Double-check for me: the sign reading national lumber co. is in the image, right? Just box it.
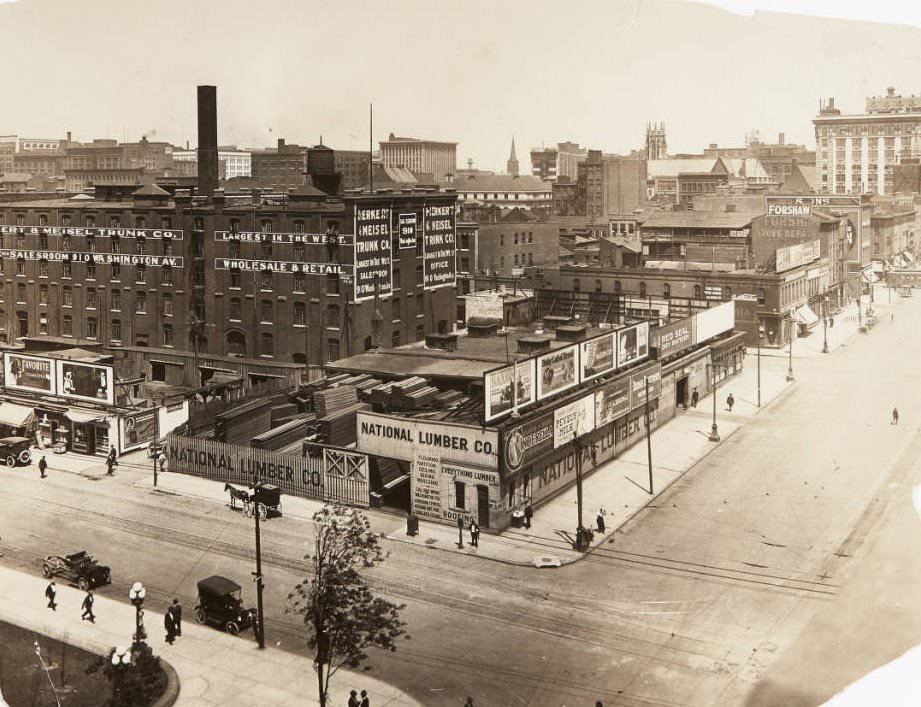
[357,411,498,468]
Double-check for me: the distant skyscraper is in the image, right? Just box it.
[507,137,519,176]
[645,122,668,161]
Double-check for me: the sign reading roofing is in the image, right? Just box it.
[353,206,393,302]
[423,202,456,290]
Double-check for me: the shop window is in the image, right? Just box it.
[391,330,401,347]
[163,323,174,346]
[87,318,97,339]
[151,362,166,382]
[454,481,466,510]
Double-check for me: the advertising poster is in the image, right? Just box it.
[628,362,661,409]
[694,301,735,344]
[536,344,578,399]
[422,202,456,290]
[553,395,596,449]
[398,213,417,250]
[121,409,159,452]
[4,353,55,395]
[484,360,535,423]
[353,205,393,302]
[501,412,554,473]
[594,378,630,427]
[651,318,695,359]
[411,453,442,521]
[580,333,616,381]
[616,322,649,368]
[57,360,115,406]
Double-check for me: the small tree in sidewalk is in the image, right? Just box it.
[287,504,407,707]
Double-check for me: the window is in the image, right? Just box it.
[260,299,273,322]
[260,241,272,259]
[62,286,72,307]
[327,338,340,362]
[260,271,272,290]
[62,315,72,336]
[136,237,146,254]
[86,262,96,280]
[293,301,306,325]
[39,284,49,305]
[62,261,72,279]
[135,216,145,229]
[111,236,120,253]
[163,239,174,256]
[87,235,96,252]
[87,318,97,339]
[38,214,48,227]
[228,240,241,258]
[391,330,401,347]
[61,215,71,227]
[111,289,121,311]
[229,218,240,233]
[85,215,95,228]
[230,269,241,288]
[15,233,25,249]
[162,294,173,316]
[724,286,732,301]
[135,333,149,347]
[326,303,340,326]
[261,219,272,234]
[111,262,120,281]
[110,216,120,228]
[293,220,305,233]
[87,288,97,309]
[229,298,241,320]
[293,243,305,261]
[16,283,25,303]
[111,319,121,341]
[757,288,765,305]
[326,272,340,294]
[694,284,702,299]
[161,266,173,286]
[500,234,505,247]
[163,323,174,346]
[135,265,146,283]
[260,332,274,356]
[161,217,171,229]
[663,283,671,298]
[39,233,48,250]
[639,282,647,297]
[38,259,49,277]
[416,324,425,341]
[16,258,24,276]
[573,278,580,292]
[135,291,147,313]
[454,481,466,509]
[364,336,373,351]
[393,265,401,286]
[39,312,48,334]
[293,273,306,292]
[15,214,24,226]
[392,298,400,321]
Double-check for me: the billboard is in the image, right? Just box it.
[423,202,456,290]
[553,394,595,449]
[357,412,498,468]
[57,360,115,405]
[628,362,661,409]
[616,322,649,367]
[214,258,345,275]
[353,205,393,302]
[120,409,159,452]
[4,353,55,395]
[651,318,695,359]
[501,412,554,473]
[594,377,630,427]
[483,360,536,423]
[580,333,616,382]
[398,213,417,250]
[536,344,579,399]
[694,301,735,344]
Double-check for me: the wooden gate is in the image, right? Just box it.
[323,448,370,508]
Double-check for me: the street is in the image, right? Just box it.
[1,294,917,706]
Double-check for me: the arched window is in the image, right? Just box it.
[694,284,702,299]
[227,331,246,355]
[757,288,766,305]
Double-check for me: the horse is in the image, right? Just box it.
[224,482,250,510]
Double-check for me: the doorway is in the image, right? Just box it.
[476,485,490,528]
[676,376,689,409]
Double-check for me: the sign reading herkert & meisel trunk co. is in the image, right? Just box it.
[422,202,456,290]
[353,205,393,302]
[357,411,498,469]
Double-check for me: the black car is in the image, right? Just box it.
[194,575,256,635]
[42,551,112,590]
[0,436,32,467]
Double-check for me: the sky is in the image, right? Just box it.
[2,0,921,172]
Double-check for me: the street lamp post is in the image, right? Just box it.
[644,376,654,495]
[822,297,829,354]
[708,362,720,442]
[786,317,795,382]
[129,582,147,647]
[756,332,761,408]
[34,641,62,707]
[573,429,588,551]
[110,646,132,705]
[251,480,266,650]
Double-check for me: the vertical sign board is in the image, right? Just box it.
[483,359,536,423]
[580,333,616,382]
[615,321,649,368]
[628,362,661,409]
[57,360,115,406]
[536,344,579,400]
[398,213,417,250]
[423,202,456,290]
[594,377,630,428]
[353,205,393,302]
[3,353,55,395]
[411,452,442,520]
[553,394,596,449]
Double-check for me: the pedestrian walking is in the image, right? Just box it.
[691,388,699,408]
[463,699,475,707]
[469,520,479,547]
[596,511,606,534]
[726,393,735,412]
[348,690,360,707]
[45,580,57,611]
[523,503,533,529]
[38,455,48,479]
[81,590,95,623]
[164,607,176,644]
[157,451,167,474]
[359,689,370,707]
[171,598,182,637]
[105,455,118,475]
[892,407,900,425]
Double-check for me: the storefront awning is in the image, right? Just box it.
[794,305,820,327]
[0,402,34,428]
[64,409,107,424]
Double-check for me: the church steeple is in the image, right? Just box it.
[507,136,519,176]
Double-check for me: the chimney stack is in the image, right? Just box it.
[197,85,219,197]
[778,132,785,145]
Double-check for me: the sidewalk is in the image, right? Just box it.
[0,565,421,707]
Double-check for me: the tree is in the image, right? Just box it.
[85,644,166,707]
[288,504,407,707]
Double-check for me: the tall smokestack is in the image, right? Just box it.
[197,85,218,197]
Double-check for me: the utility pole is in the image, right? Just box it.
[822,297,829,354]
[573,428,587,552]
[252,480,266,649]
[786,316,795,382]
[756,330,761,407]
[644,376,653,495]
[708,362,720,442]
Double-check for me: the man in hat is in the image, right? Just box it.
[45,580,57,611]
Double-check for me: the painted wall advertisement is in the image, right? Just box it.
[398,213,417,250]
[616,321,649,367]
[120,409,159,452]
[501,412,554,473]
[483,360,536,423]
[775,239,821,273]
[536,344,578,399]
[357,412,498,468]
[423,202,456,290]
[4,353,55,395]
[214,258,345,274]
[353,205,393,302]
[651,319,695,359]
[57,360,115,406]
[594,378,630,427]
[580,333,616,381]
[411,453,441,520]
[694,300,735,344]
[553,394,596,449]
[439,462,500,523]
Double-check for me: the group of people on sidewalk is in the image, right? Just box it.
[347,688,371,706]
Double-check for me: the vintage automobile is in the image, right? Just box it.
[0,436,32,466]
[194,575,257,635]
[41,551,111,590]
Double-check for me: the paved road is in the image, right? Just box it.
[0,300,915,706]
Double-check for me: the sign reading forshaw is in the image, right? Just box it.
[423,202,456,290]
[357,412,498,468]
[353,205,393,302]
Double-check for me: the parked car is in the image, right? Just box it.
[41,551,111,590]
[0,436,32,466]
[194,575,257,635]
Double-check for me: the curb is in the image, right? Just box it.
[152,657,181,707]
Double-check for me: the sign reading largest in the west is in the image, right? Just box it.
[423,203,456,290]
[353,206,393,302]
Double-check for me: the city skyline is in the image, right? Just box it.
[2,0,921,172]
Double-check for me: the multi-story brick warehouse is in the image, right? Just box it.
[0,186,458,393]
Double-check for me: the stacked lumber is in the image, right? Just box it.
[250,415,315,451]
[434,390,466,408]
[369,382,394,407]
[400,385,439,410]
[318,403,370,446]
[313,386,358,417]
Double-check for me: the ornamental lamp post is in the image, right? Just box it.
[822,297,829,354]
[129,582,147,647]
